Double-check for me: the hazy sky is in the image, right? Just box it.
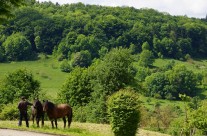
[37,0,207,18]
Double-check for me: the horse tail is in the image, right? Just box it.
[68,107,72,128]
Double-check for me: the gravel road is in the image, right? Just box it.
[0,129,61,136]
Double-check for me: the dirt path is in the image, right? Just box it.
[0,129,59,136]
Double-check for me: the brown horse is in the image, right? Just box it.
[31,99,44,127]
[42,100,72,128]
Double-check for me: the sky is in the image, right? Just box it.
[37,0,207,18]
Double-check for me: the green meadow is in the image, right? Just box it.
[0,55,68,99]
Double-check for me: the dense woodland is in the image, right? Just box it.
[0,1,207,62]
[1,1,207,135]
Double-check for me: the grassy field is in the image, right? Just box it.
[0,55,67,99]
[154,58,207,73]
[0,121,170,136]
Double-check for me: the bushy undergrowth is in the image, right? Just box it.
[0,103,19,120]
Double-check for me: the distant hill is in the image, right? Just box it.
[0,2,207,63]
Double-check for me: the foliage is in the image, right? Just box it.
[166,65,199,99]
[71,50,92,68]
[0,69,40,104]
[138,50,154,67]
[59,67,92,106]
[189,100,207,135]
[93,48,134,95]
[86,48,134,123]
[0,2,206,62]
[0,0,25,23]
[134,66,151,82]
[144,64,200,100]
[60,59,72,73]
[59,48,135,123]
[84,93,108,123]
[144,72,171,99]
[107,89,140,136]
[2,32,33,61]
[0,102,19,120]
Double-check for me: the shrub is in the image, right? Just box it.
[0,103,19,120]
[107,89,140,136]
[0,69,40,104]
[60,59,72,73]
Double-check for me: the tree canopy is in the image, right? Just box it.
[0,0,26,23]
[0,2,206,62]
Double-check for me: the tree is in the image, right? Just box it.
[107,89,140,136]
[59,67,92,106]
[144,72,171,99]
[0,69,40,104]
[94,48,134,95]
[144,65,200,100]
[2,32,33,61]
[86,48,134,123]
[138,50,154,67]
[0,0,25,23]
[71,50,92,68]
[166,65,199,99]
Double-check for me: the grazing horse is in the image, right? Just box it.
[31,99,44,127]
[42,100,72,128]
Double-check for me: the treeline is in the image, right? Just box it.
[0,1,207,62]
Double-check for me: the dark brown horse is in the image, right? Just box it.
[42,100,72,128]
[31,99,44,127]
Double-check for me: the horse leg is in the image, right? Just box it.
[55,119,57,128]
[32,115,35,124]
[68,109,72,128]
[51,120,54,128]
[63,117,66,128]
[36,117,40,127]
[41,115,44,127]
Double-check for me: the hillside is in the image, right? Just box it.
[0,2,207,63]
[0,1,207,135]
[0,55,67,99]
[1,57,206,103]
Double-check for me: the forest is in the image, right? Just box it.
[0,1,207,62]
[0,0,207,135]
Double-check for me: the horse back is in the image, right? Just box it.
[54,104,71,118]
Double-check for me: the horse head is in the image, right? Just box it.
[43,100,54,112]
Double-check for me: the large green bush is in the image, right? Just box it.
[144,65,200,100]
[0,69,40,104]
[107,89,140,136]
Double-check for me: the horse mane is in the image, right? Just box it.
[47,101,55,110]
